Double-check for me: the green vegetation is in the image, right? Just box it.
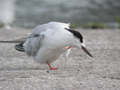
[0,23,4,28]
[80,22,105,29]
[114,16,120,23]
[70,23,79,29]
[70,22,105,29]
[114,16,120,28]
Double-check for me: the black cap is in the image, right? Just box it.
[65,28,83,43]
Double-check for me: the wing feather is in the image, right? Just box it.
[24,34,44,56]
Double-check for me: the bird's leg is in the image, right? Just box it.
[65,46,72,50]
[47,63,58,70]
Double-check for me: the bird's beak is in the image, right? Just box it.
[81,44,93,58]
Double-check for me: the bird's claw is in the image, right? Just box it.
[50,67,58,70]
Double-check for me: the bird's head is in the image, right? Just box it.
[65,28,93,58]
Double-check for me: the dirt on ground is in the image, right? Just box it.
[0,27,120,90]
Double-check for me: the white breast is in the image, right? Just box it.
[34,46,65,64]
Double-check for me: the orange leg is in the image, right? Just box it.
[66,46,72,50]
[47,63,58,70]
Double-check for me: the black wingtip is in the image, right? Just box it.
[15,42,25,52]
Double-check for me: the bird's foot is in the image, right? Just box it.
[50,67,58,70]
[47,63,58,70]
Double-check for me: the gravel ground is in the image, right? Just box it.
[0,28,120,90]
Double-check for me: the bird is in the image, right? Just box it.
[0,22,93,70]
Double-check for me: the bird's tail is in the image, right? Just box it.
[0,40,25,52]
[15,42,25,52]
[0,37,26,52]
[0,40,22,43]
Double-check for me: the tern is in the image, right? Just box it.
[0,22,93,70]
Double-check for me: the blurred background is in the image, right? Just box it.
[0,0,120,29]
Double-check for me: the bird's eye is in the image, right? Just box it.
[64,28,69,30]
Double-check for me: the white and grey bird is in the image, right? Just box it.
[0,22,93,70]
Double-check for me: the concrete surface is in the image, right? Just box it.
[0,28,120,90]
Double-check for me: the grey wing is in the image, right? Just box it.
[23,34,44,56]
